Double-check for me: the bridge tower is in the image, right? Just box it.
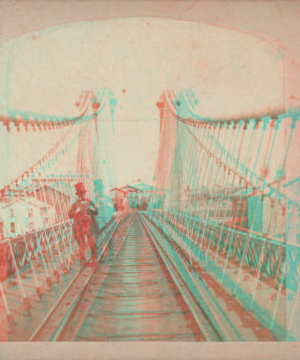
[153,91,179,205]
[75,88,118,196]
[153,90,199,211]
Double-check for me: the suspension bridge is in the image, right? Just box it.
[0,87,300,343]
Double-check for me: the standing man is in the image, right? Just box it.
[69,182,99,267]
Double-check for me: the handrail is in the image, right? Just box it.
[0,220,73,248]
[160,209,300,251]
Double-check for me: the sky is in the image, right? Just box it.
[0,17,285,189]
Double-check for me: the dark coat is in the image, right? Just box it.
[69,198,101,240]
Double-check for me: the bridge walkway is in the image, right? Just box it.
[60,214,206,341]
[3,212,277,342]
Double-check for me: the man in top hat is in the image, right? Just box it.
[69,182,100,267]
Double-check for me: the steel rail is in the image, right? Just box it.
[152,210,288,340]
[57,212,210,342]
[29,212,135,341]
[138,215,221,341]
[32,211,239,342]
[139,213,245,342]
[51,213,136,342]
[28,214,128,341]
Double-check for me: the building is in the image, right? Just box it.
[120,185,140,209]
[131,182,155,209]
[126,191,139,209]
[0,197,55,239]
[110,188,126,211]
[0,177,76,223]
[119,182,161,210]
[110,182,165,211]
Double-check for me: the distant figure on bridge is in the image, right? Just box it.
[93,178,116,229]
[69,182,100,267]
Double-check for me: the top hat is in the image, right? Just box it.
[75,182,86,195]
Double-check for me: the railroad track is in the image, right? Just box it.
[29,212,135,341]
[29,212,253,341]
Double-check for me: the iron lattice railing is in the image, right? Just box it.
[148,209,300,340]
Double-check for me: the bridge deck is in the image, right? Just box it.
[61,215,204,341]
[2,213,279,342]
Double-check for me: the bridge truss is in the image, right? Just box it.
[0,88,123,339]
[151,89,300,340]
